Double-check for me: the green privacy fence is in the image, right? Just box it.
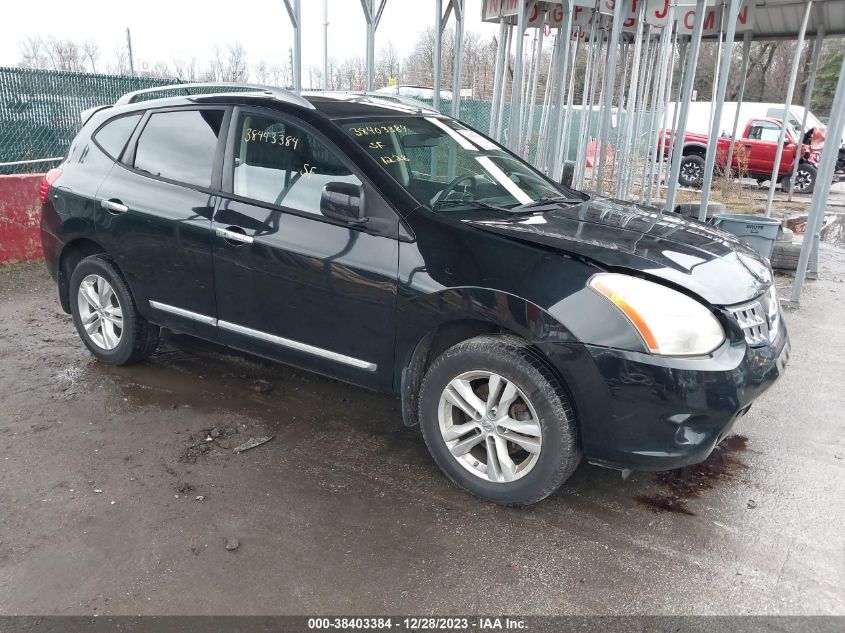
[0,67,642,175]
[0,67,179,174]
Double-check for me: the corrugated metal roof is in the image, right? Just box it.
[706,0,845,40]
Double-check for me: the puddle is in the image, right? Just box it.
[635,434,749,516]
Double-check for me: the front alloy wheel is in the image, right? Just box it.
[77,274,124,350]
[418,335,580,506]
[439,371,542,483]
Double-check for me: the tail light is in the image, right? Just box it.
[38,167,62,203]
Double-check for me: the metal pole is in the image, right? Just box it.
[293,0,302,91]
[724,31,753,178]
[560,25,581,175]
[698,0,741,221]
[787,50,845,307]
[489,18,508,137]
[322,0,329,90]
[649,19,678,204]
[496,25,513,142]
[507,0,527,152]
[617,8,646,197]
[433,0,443,112]
[524,26,545,158]
[788,26,825,201]
[665,0,706,214]
[365,0,375,91]
[664,36,688,191]
[595,0,626,195]
[764,0,812,218]
[644,17,673,204]
[575,21,602,188]
[550,1,575,180]
[126,28,135,77]
[451,0,464,119]
[630,31,655,201]
[537,28,561,173]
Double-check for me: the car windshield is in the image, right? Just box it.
[339,116,581,212]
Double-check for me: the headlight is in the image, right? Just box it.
[588,273,725,356]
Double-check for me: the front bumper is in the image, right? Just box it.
[538,320,790,471]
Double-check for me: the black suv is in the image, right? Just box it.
[40,84,790,506]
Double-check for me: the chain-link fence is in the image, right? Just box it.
[0,67,178,174]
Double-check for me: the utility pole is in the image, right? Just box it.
[125,28,135,77]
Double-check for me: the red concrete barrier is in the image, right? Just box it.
[0,174,44,264]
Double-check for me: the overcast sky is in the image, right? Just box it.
[0,0,501,76]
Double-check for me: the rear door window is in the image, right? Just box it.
[94,113,142,160]
[134,109,225,188]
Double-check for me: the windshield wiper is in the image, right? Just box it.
[511,195,583,211]
[432,199,511,213]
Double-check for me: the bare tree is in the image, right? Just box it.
[224,43,249,82]
[173,58,199,81]
[82,40,100,73]
[18,36,49,69]
[108,45,130,76]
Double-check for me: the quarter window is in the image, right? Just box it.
[134,109,224,187]
[233,113,360,214]
[94,113,142,160]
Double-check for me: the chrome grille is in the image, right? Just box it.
[728,287,780,347]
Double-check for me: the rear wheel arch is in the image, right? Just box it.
[57,238,108,313]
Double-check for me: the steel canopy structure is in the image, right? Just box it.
[302,0,843,308]
[474,0,845,308]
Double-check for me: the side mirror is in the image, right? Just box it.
[320,182,367,225]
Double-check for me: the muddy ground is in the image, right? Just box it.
[0,249,843,616]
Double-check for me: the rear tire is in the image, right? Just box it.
[418,335,580,506]
[678,154,705,188]
[69,255,159,365]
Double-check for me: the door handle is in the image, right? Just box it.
[101,199,129,214]
[215,226,254,245]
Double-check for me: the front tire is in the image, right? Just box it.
[418,335,580,506]
[69,255,159,365]
[781,163,817,194]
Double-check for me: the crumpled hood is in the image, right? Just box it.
[466,196,772,306]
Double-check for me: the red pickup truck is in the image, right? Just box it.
[660,118,821,194]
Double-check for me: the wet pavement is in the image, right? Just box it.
[0,251,843,616]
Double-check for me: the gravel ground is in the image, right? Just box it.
[0,249,843,616]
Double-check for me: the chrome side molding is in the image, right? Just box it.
[218,320,377,372]
[148,300,217,326]
[147,301,376,372]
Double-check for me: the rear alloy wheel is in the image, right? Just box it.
[418,335,580,506]
[678,154,705,188]
[77,274,124,350]
[70,255,159,365]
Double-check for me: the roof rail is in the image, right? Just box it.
[114,82,315,109]
[310,90,440,114]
